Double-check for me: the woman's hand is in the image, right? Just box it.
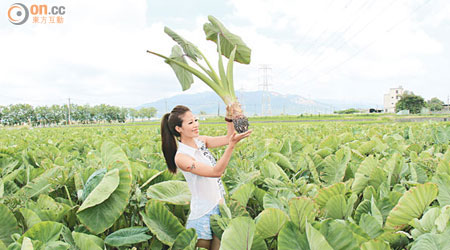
[229,129,252,147]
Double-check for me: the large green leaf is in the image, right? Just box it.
[352,156,378,194]
[278,221,309,250]
[42,241,70,250]
[360,214,384,239]
[0,240,6,249]
[20,166,62,199]
[147,180,190,205]
[315,182,347,207]
[250,233,267,250]
[210,214,230,239]
[80,168,106,201]
[305,222,333,250]
[19,208,42,229]
[72,232,103,250]
[255,208,288,239]
[321,148,350,185]
[270,152,295,172]
[78,168,120,212]
[28,195,70,222]
[288,197,317,232]
[0,204,21,246]
[77,141,132,234]
[21,221,63,244]
[21,237,33,250]
[172,228,197,250]
[104,227,151,247]
[432,173,450,206]
[325,195,347,219]
[411,229,450,250]
[166,45,194,91]
[231,183,254,206]
[164,27,202,61]
[220,217,255,250]
[141,200,184,246]
[385,183,438,230]
[360,239,390,250]
[320,220,359,250]
[203,15,251,64]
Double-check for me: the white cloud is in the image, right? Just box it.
[1,0,450,108]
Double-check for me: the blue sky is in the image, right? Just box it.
[1,0,450,108]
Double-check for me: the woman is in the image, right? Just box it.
[161,105,252,250]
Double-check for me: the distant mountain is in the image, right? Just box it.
[138,91,379,117]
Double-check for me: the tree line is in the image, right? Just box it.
[396,93,447,114]
[0,104,157,126]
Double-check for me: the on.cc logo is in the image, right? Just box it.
[8,3,29,25]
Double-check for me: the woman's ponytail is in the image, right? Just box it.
[160,105,190,173]
[161,113,177,173]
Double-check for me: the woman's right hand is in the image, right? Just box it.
[229,130,252,147]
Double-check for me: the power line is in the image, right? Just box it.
[297,0,433,86]
[280,0,400,85]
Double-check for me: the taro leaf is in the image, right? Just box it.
[80,168,107,201]
[315,182,347,207]
[20,166,63,199]
[0,178,3,199]
[220,217,255,250]
[78,169,120,212]
[77,142,132,234]
[360,239,390,250]
[320,220,359,250]
[21,237,33,250]
[319,135,339,152]
[19,208,42,229]
[270,152,295,172]
[147,180,191,205]
[305,222,333,250]
[255,208,288,239]
[203,15,251,64]
[410,231,450,250]
[409,207,440,237]
[29,194,70,222]
[352,156,378,194]
[210,214,230,239]
[140,200,184,247]
[278,221,309,250]
[385,183,438,230]
[72,232,103,250]
[164,27,202,61]
[0,204,21,246]
[321,148,351,185]
[104,227,151,247]
[42,241,70,250]
[0,240,6,249]
[21,221,63,244]
[263,193,287,212]
[165,45,194,91]
[231,183,255,207]
[288,197,317,233]
[325,195,347,219]
[250,232,268,250]
[432,173,450,206]
[172,228,197,250]
[360,214,384,239]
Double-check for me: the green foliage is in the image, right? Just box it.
[427,97,444,111]
[1,120,450,249]
[395,93,426,114]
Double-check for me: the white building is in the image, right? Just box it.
[383,86,405,113]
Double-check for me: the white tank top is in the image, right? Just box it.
[176,138,226,220]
